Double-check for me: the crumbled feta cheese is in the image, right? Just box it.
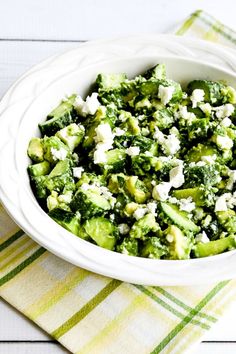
[153,127,165,142]
[93,148,107,164]
[175,105,196,121]
[144,151,153,157]
[141,127,150,136]
[58,191,73,204]
[199,103,212,115]
[215,103,234,119]
[146,202,157,216]
[152,182,172,201]
[202,214,212,227]
[195,231,210,244]
[109,214,115,221]
[178,197,196,213]
[118,223,130,235]
[51,147,68,161]
[190,89,205,108]
[93,123,114,164]
[216,135,233,150]
[73,167,84,179]
[166,234,174,243]
[215,195,229,212]
[153,128,180,156]
[126,146,140,156]
[164,134,181,155]
[133,208,147,220]
[195,161,206,167]
[201,155,216,164]
[221,117,232,127]
[168,197,179,204]
[215,193,233,212]
[75,92,100,116]
[169,162,185,188]
[94,123,114,144]
[80,183,90,191]
[113,127,125,136]
[226,170,236,190]
[158,85,175,105]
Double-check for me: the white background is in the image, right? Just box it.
[1,0,236,353]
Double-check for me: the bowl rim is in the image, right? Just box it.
[2,34,236,285]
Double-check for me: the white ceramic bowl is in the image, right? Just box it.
[2,34,236,286]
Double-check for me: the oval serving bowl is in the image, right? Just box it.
[2,35,236,286]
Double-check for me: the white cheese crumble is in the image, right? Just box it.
[113,127,125,136]
[146,202,157,216]
[153,127,180,156]
[93,123,114,164]
[201,155,216,164]
[166,233,174,243]
[169,162,185,188]
[94,123,114,145]
[75,92,100,117]
[195,231,210,244]
[93,149,107,164]
[118,223,130,235]
[73,167,84,179]
[216,135,233,150]
[133,207,147,220]
[165,134,181,155]
[126,146,140,156]
[226,170,236,190]
[221,117,232,127]
[199,103,212,115]
[58,191,73,204]
[152,182,172,201]
[175,105,196,121]
[190,89,205,108]
[214,192,236,212]
[178,197,196,213]
[158,85,175,105]
[51,147,68,161]
[215,103,234,119]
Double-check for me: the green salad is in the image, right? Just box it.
[27,63,236,259]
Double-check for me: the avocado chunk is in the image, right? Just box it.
[130,213,159,240]
[141,237,168,259]
[216,210,236,233]
[84,217,117,250]
[165,225,192,260]
[125,176,150,204]
[43,136,70,164]
[186,144,218,163]
[27,137,44,162]
[161,202,199,233]
[49,208,80,236]
[194,235,236,258]
[30,175,48,199]
[56,123,85,151]
[117,238,139,256]
[172,187,206,207]
[28,160,51,177]
[98,149,126,172]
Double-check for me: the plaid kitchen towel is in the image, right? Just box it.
[1,10,236,354]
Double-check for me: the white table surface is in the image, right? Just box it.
[1,0,236,353]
